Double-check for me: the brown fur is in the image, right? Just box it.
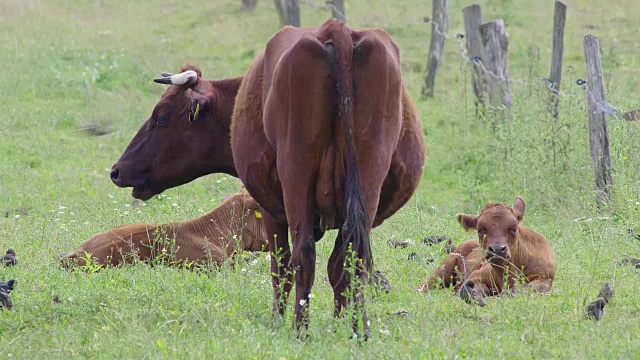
[61,192,267,268]
[230,20,426,337]
[424,196,556,300]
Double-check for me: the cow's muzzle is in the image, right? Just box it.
[486,245,509,263]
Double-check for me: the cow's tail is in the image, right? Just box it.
[326,24,372,276]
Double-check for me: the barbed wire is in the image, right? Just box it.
[297,0,634,119]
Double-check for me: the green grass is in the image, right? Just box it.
[1,0,640,358]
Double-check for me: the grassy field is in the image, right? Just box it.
[1,0,640,358]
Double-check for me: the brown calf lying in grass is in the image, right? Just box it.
[423,196,556,304]
[61,192,267,268]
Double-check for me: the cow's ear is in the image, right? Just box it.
[512,196,525,221]
[457,214,478,231]
[188,93,208,123]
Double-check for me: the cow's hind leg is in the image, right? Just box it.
[290,210,316,335]
[328,228,372,340]
[263,211,292,319]
[327,229,348,317]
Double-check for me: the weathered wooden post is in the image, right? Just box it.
[242,0,258,12]
[463,4,485,113]
[274,0,300,26]
[584,35,613,210]
[479,19,511,114]
[548,1,567,122]
[422,0,450,98]
[329,0,346,23]
[274,0,285,24]
[286,0,300,26]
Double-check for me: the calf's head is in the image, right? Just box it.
[110,65,240,200]
[457,196,526,265]
[227,193,268,252]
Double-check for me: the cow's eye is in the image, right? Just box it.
[509,228,517,235]
[156,114,169,126]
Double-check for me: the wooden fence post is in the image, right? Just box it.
[479,19,511,114]
[463,4,485,113]
[584,35,613,210]
[286,0,300,26]
[274,0,300,26]
[421,0,450,98]
[274,0,285,24]
[242,0,258,12]
[548,1,567,122]
[329,0,346,23]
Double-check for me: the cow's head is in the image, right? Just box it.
[110,65,240,200]
[457,196,525,265]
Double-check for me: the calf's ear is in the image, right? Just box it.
[457,214,478,230]
[512,196,525,221]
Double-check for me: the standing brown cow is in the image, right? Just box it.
[424,196,556,303]
[62,192,266,268]
[230,19,426,338]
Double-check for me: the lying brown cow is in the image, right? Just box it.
[62,192,267,268]
[424,196,556,303]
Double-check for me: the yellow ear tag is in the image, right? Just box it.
[190,103,201,122]
[255,210,262,219]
